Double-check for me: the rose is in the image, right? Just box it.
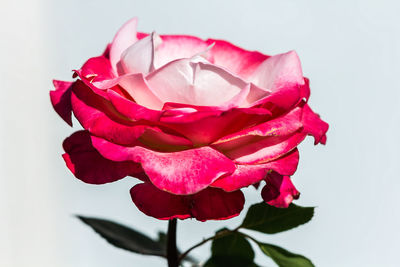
[50,18,328,221]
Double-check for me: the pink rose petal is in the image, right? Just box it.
[109,18,138,73]
[130,183,244,221]
[50,80,73,126]
[211,149,299,192]
[262,172,300,208]
[155,34,209,69]
[120,32,162,75]
[91,136,236,195]
[301,103,329,145]
[63,131,145,184]
[205,39,269,79]
[146,57,249,107]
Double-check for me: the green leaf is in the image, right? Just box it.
[241,202,314,234]
[258,243,314,267]
[77,216,165,257]
[204,229,259,267]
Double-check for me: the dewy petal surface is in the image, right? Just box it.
[91,136,236,195]
[63,131,145,184]
[130,183,244,221]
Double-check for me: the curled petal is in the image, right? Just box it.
[146,57,249,107]
[50,80,73,126]
[93,73,164,110]
[301,103,329,145]
[107,90,162,121]
[261,172,300,208]
[159,107,269,145]
[249,50,304,92]
[224,133,306,164]
[120,32,162,75]
[213,107,303,146]
[77,55,116,82]
[70,80,150,146]
[110,18,138,73]
[91,136,236,195]
[62,131,145,184]
[211,149,299,192]
[130,183,244,221]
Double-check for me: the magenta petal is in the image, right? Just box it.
[261,172,300,208]
[227,133,306,164]
[107,90,162,121]
[91,136,236,195]
[63,131,145,184]
[78,55,116,82]
[50,80,73,126]
[130,183,244,221]
[70,80,149,146]
[109,18,138,73]
[190,187,245,221]
[213,107,302,147]
[211,149,299,192]
[301,103,329,145]
[130,183,191,220]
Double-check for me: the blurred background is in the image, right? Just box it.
[1,0,399,266]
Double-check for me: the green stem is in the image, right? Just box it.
[177,226,242,264]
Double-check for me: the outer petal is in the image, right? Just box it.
[77,55,116,82]
[205,39,269,79]
[261,172,300,208]
[159,107,269,145]
[190,187,245,221]
[130,183,244,221]
[301,103,329,145]
[211,149,299,192]
[222,132,306,164]
[95,73,164,110]
[107,89,162,121]
[130,183,191,220]
[50,80,73,126]
[62,131,145,184]
[91,136,236,195]
[70,80,150,146]
[146,57,249,107]
[212,107,303,147]
[109,18,138,73]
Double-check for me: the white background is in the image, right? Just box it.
[1,0,399,266]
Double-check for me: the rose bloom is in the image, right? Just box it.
[51,18,328,221]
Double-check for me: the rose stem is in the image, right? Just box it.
[167,219,179,267]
